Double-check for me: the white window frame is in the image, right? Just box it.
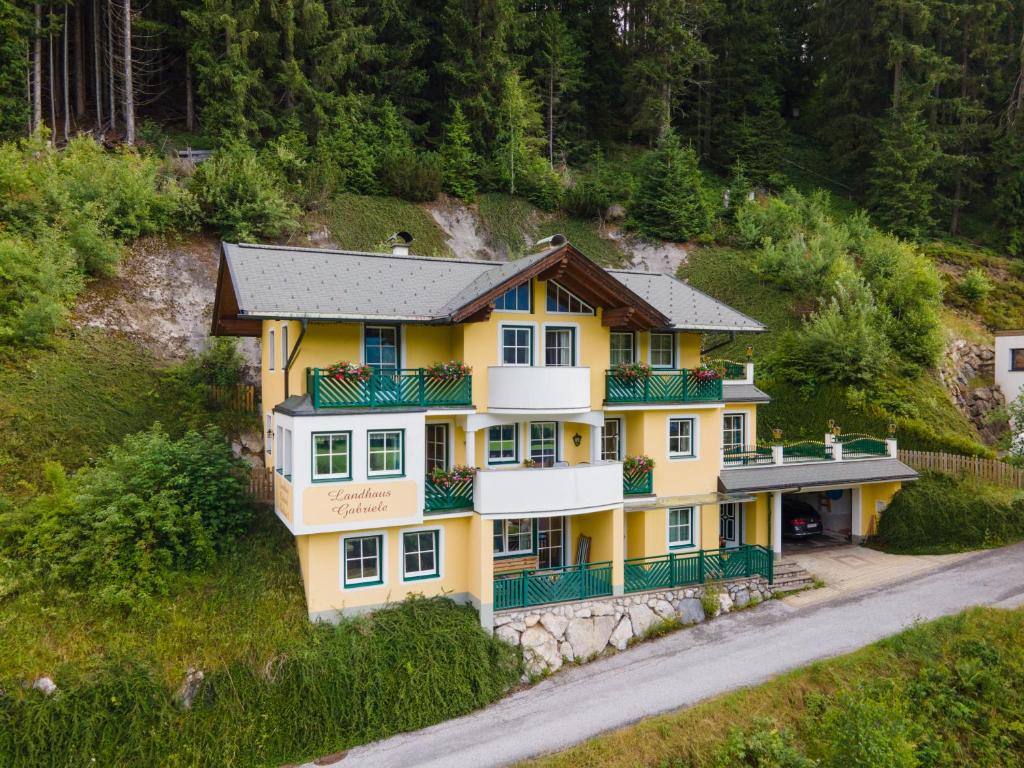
[282,428,293,478]
[401,527,443,582]
[546,280,595,315]
[486,423,519,466]
[649,332,675,369]
[610,331,636,365]
[281,324,289,369]
[529,421,559,467]
[499,323,535,366]
[667,506,696,549]
[268,328,276,370]
[341,531,387,588]
[494,281,532,313]
[367,429,404,477]
[542,323,579,367]
[493,518,534,556]
[602,417,623,461]
[722,412,747,453]
[425,422,451,473]
[667,416,697,460]
[312,431,352,481]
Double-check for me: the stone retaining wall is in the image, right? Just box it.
[494,578,773,674]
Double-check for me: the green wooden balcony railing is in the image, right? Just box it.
[605,370,723,404]
[623,468,654,496]
[424,476,474,513]
[703,358,746,380]
[722,445,774,467]
[624,545,773,593]
[836,434,889,458]
[494,561,613,611]
[782,440,833,463]
[307,368,473,409]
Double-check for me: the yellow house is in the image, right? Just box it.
[212,237,917,628]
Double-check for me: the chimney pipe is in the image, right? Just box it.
[388,231,413,256]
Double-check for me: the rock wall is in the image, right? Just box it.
[941,340,1006,444]
[494,578,772,675]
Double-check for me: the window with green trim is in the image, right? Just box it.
[650,332,675,368]
[668,417,695,458]
[546,281,594,314]
[529,422,558,467]
[501,326,533,365]
[487,424,518,464]
[610,332,635,365]
[493,519,533,555]
[368,430,403,476]
[313,432,351,480]
[403,530,440,579]
[494,282,531,311]
[668,507,694,548]
[344,534,383,586]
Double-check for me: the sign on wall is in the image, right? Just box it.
[303,481,418,526]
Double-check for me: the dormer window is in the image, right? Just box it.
[495,282,531,312]
[546,281,594,314]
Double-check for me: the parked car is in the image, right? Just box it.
[781,497,823,538]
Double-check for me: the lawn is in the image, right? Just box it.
[324,193,453,256]
[522,606,1024,767]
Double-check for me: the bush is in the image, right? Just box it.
[628,133,716,241]
[872,472,1024,554]
[714,721,816,768]
[380,148,443,202]
[0,597,521,766]
[191,144,299,240]
[0,233,79,350]
[13,425,251,607]
[809,684,919,768]
[957,267,993,307]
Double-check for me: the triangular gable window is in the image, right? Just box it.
[494,282,531,311]
[546,280,594,314]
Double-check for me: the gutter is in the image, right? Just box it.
[283,319,309,400]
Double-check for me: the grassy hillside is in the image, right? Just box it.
[679,247,986,454]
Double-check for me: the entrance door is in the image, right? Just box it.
[537,516,565,568]
[720,503,742,548]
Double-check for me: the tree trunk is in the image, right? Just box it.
[32,4,42,132]
[63,4,70,140]
[48,22,57,138]
[185,53,195,131]
[893,4,904,108]
[75,0,86,117]
[122,0,134,144]
[94,0,103,132]
[548,67,554,167]
[107,0,115,131]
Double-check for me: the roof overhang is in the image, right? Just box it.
[718,459,920,494]
[211,249,261,337]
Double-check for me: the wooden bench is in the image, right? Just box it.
[493,555,539,575]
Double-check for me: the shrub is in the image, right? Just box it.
[380,148,443,202]
[701,582,723,619]
[809,684,919,768]
[872,472,1024,554]
[440,103,480,201]
[0,233,79,350]
[628,133,716,241]
[957,267,993,307]
[191,144,299,240]
[0,597,521,766]
[560,177,614,219]
[14,425,250,606]
[714,720,816,768]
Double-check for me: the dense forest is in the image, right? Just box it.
[1,0,1023,246]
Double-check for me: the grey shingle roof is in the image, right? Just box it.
[723,383,771,403]
[719,459,918,493]
[607,270,765,332]
[222,242,765,331]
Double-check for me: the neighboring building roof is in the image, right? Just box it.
[722,383,771,403]
[213,241,765,335]
[607,270,765,332]
[718,459,918,493]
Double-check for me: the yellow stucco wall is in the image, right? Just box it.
[634,408,724,497]
[744,494,770,546]
[861,481,902,537]
[296,515,474,616]
[572,509,616,563]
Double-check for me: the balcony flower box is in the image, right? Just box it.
[612,361,652,381]
[428,464,477,488]
[426,360,472,383]
[623,455,655,474]
[325,361,373,383]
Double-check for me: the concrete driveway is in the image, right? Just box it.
[783,544,973,608]
[317,542,1024,768]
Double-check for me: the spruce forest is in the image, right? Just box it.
[1,0,1023,246]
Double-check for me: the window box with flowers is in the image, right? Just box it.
[325,361,374,382]
[425,465,477,512]
[612,361,653,381]
[426,360,472,383]
[689,362,724,382]
[623,455,655,496]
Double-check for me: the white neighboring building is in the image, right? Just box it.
[994,331,1024,406]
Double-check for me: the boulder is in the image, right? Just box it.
[652,599,676,620]
[717,592,734,615]
[590,601,614,616]
[520,626,562,674]
[676,597,705,625]
[540,613,569,640]
[574,606,592,618]
[29,676,57,695]
[606,203,627,221]
[524,614,540,627]
[559,641,576,663]
[732,588,751,609]
[566,616,616,660]
[628,604,658,637]
[609,617,633,651]
[174,667,205,710]
[495,624,521,646]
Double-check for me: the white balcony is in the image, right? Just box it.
[474,461,623,517]
[487,366,591,413]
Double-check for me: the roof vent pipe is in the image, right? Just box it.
[534,233,567,248]
[388,231,413,256]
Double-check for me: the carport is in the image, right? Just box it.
[719,458,920,559]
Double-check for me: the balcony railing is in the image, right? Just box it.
[424,476,474,513]
[703,358,747,380]
[474,461,622,516]
[624,545,773,593]
[623,468,653,496]
[723,445,774,467]
[306,368,472,409]
[605,370,723,404]
[494,561,613,610]
[836,434,889,458]
[782,441,834,463]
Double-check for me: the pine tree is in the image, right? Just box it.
[531,10,584,166]
[493,71,545,196]
[439,103,479,200]
[867,103,939,239]
[992,124,1024,255]
[629,132,716,241]
[0,0,30,137]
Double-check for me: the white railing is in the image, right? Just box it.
[474,460,622,516]
[487,366,591,413]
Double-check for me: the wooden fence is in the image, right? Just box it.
[249,465,275,502]
[208,384,259,413]
[899,449,1024,489]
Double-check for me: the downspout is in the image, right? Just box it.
[283,319,309,400]
[701,331,736,355]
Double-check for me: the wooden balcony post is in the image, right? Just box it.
[612,505,625,596]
